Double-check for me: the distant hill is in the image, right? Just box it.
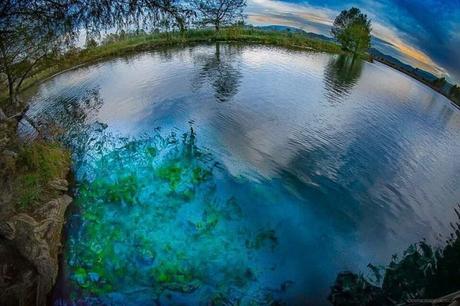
[369,48,438,82]
[255,25,459,104]
[368,48,457,97]
[255,25,335,42]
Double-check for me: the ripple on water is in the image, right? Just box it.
[20,43,460,305]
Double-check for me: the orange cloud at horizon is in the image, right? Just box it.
[247,0,448,77]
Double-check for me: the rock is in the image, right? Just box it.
[0,195,72,306]
[48,179,69,192]
[0,221,16,240]
[2,150,17,159]
[0,108,6,121]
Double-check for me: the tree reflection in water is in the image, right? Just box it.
[323,55,363,103]
[192,42,243,102]
[20,86,103,141]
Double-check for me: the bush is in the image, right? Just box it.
[13,141,70,209]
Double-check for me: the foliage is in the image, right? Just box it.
[449,85,460,97]
[432,77,447,89]
[12,141,70,209]
[448,85,460,105]
[191,0,247,30]
[331,7,372,56]
[329,208,460,305]
[63,128,281,303]
[329,272,390,306]
[85,37,98,49]
[0,0,192,106]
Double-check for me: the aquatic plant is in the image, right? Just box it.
[329,206,460,305]
[63,127,282,304]
[246,229,278,251]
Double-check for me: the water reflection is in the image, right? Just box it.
[56,127,295,305]
[20,43,460,305]
[323,55,363,103]
[192,43,243,102]
[22,87,103,140]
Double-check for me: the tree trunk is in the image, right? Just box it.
[215,20,220,31]
[177,17,186,32]
[7,77,17,105]
[352,43,359,59]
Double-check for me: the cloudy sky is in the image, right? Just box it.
[246,0,460,84]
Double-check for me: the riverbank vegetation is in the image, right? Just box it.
[0,27,342,104]
[12,142,70,210]
[0,1,344,304]
[1,0,459,304]
[329,208,460,305]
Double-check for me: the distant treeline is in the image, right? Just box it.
[372,53,460,107]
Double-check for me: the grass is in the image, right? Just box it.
[0,27,342,104]
[0,27,340,211]
[12,141,70,210]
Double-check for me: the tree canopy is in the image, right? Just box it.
[191,0,246,31]
[0,0,192,107]
[0,0,251,110]
[331,7,372,56]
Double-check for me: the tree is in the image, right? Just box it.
[449,85,460,102]
[0,0,74,106]
[331,7,372,56]
[191,0,246,31]
[432,77,446,89]
[0,0,192,110]
[137,0,195,32]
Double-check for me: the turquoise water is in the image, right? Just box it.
[22,44,460,305]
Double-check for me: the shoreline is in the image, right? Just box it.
[0,28,342,305]
[372,56,460,108]
[1,28,459,304]
[2,28,343,104]
[6,28,456,111]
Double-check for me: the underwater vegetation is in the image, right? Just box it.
[61,126,285,305]
[329,207,460,305]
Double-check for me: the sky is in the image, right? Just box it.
[245,0,460,84]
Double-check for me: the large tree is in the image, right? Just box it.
[0,0,191,111]
[331,7,372,56]
[0,0,74,107]
[191,0,246,31]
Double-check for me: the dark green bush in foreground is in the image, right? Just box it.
[329,208,460,305]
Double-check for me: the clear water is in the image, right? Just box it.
[22,43,460,305]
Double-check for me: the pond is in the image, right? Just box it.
[22,43,460,305]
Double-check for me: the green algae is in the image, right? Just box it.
[246,229,279,251]
[64,128,277,303]
[156,162,183,190]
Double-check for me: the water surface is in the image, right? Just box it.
[22,43,460,305]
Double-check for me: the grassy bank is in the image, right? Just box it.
[0,27,342,103]
[0,116,71,306]
[0,119,70,212]
[12,142,70,210]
